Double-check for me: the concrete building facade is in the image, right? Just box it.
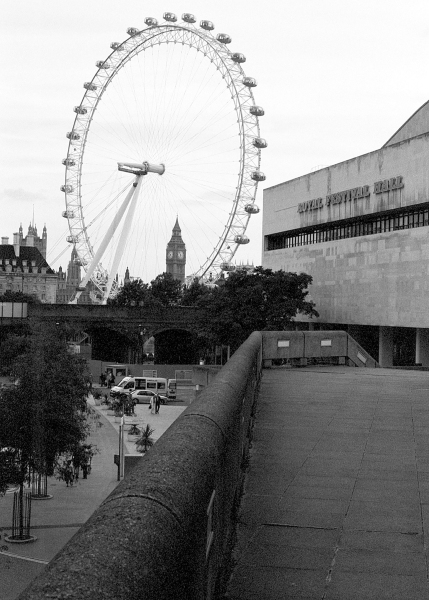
[263,101,429,367]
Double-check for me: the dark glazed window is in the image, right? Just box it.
[266,203,429,251]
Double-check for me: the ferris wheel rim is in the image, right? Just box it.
[62,16,264,295]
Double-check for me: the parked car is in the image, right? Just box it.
[129,389,169,405]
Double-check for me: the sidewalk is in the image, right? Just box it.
[226,366,429,600]
[0,394,186,600]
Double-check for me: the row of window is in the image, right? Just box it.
[266,205,429,250]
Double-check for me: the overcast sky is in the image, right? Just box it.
[1,0,428,280]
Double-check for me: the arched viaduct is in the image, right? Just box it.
[27,304,200,363]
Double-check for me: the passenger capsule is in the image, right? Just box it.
[200,20,214,30]
[66,235,78,244]
[182,13,196,23]
[216,33,231,44]
[235,235,250,245]
[62,158,76,167]
[220,262,236,272]
[74,106,87,115]
[251,171,266,182]
[110,42,126,51]
[253,137,267,149]
[96,60,111,69]
[163,12,177,22]
[60,184,74,193]
[231,52,246,63]
[244,203,260,214]
[73,257,83,266]
[250,105,265,117]
[243,77,257,88]
[144,17,158,26]
[66,131,80,140]
[84,82,98,91]
[127,27,139,36]
[62,210,75,219]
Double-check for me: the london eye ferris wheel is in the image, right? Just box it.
[61,12,266,303]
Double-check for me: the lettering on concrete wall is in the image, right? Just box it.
[373,176,404,194]
[325,185,370,207]
[297,198,323,213]
[297,176,403,213]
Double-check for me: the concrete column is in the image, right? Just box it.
[416,328,429,366]
[379,326,393,367]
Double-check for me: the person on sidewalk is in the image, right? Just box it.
[155,393,161,414]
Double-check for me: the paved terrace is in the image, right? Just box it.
[226,366,429,600]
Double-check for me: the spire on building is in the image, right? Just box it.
[166,217,186,284]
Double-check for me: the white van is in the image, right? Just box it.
[110,376,168,398]
[167,379,177,399]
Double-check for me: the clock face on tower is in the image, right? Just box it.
[178,251,184,259]
[167,251,173,258]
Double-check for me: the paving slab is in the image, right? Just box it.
[225,366,429,599]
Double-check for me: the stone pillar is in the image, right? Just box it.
[416,328,429,366]
[379,326,393,367]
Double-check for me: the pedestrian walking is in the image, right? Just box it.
[155,393,161,414]
[107,372,114,389]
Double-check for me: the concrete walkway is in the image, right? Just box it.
[226,366,429,600]
[0,395,186,600]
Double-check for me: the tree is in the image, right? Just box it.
[196,267,319,352]
[107,279,160,308]
[180,278,212,306]
[0,290,41,304]
[150,272,183,306]
[0,333,29,376]
[136,424,155,453]
[0,323,91,537]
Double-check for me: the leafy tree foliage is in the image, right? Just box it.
[195,267,318,351]
[107,279,160,308]
[108,273,183,308]
[0,334,29,376]
[107,267,318,359]
[180,278,212,306]
[150,273,183,306]
[0,323,91,497]
[0,290,41,304]
[136,424,155,453]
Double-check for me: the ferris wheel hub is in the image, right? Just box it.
[117,161,165,176]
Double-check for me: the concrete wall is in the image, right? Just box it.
[263,133,429,329]
[264,227,429,328]
[264,132,429,235]
[384,100,429,146]
[262,331,378,368]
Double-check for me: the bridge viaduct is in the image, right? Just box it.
[1,303,200,363]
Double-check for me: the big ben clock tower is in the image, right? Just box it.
[166,217,186,284]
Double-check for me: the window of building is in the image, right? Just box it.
[266,203,429,251]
